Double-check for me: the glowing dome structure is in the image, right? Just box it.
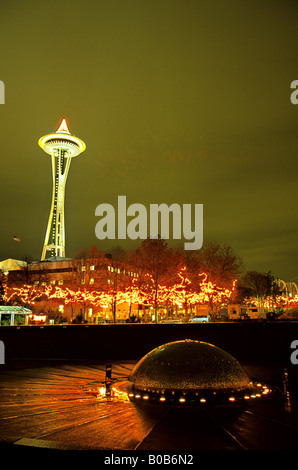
[39,118,86,260]
[127,340,270,405]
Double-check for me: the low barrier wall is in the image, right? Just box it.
[0,322,297,365]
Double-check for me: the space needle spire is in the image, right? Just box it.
[38,119,86,260]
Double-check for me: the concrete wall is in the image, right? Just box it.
[0,322,297,366]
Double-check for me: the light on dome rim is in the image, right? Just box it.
[126,381,272,405]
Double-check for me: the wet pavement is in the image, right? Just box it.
[0,360,298,453]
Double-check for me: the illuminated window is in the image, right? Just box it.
[90,265,95,271]
[50,280,56,285]
[88,308,93,317]
[59,305,64,313]
[34,281,39,285]
[81,266,86,272]
[89,278,94,284]
[81,278,85,285]
[41,281,46,286]
[58,280,63,285]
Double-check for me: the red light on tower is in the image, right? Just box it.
[57,118,70,134]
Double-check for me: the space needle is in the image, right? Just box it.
[38,119,86,260]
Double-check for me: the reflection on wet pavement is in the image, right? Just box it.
[0,362,165,450]
[0,361,298,450]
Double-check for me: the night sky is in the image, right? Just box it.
[1,0,298,281]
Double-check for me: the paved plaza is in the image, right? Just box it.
[0,361,298,451]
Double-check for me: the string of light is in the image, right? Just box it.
[4,267,237,311]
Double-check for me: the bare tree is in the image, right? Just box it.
[200,240,243,287]
[240,270,279,307]
[128,237,179,322]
